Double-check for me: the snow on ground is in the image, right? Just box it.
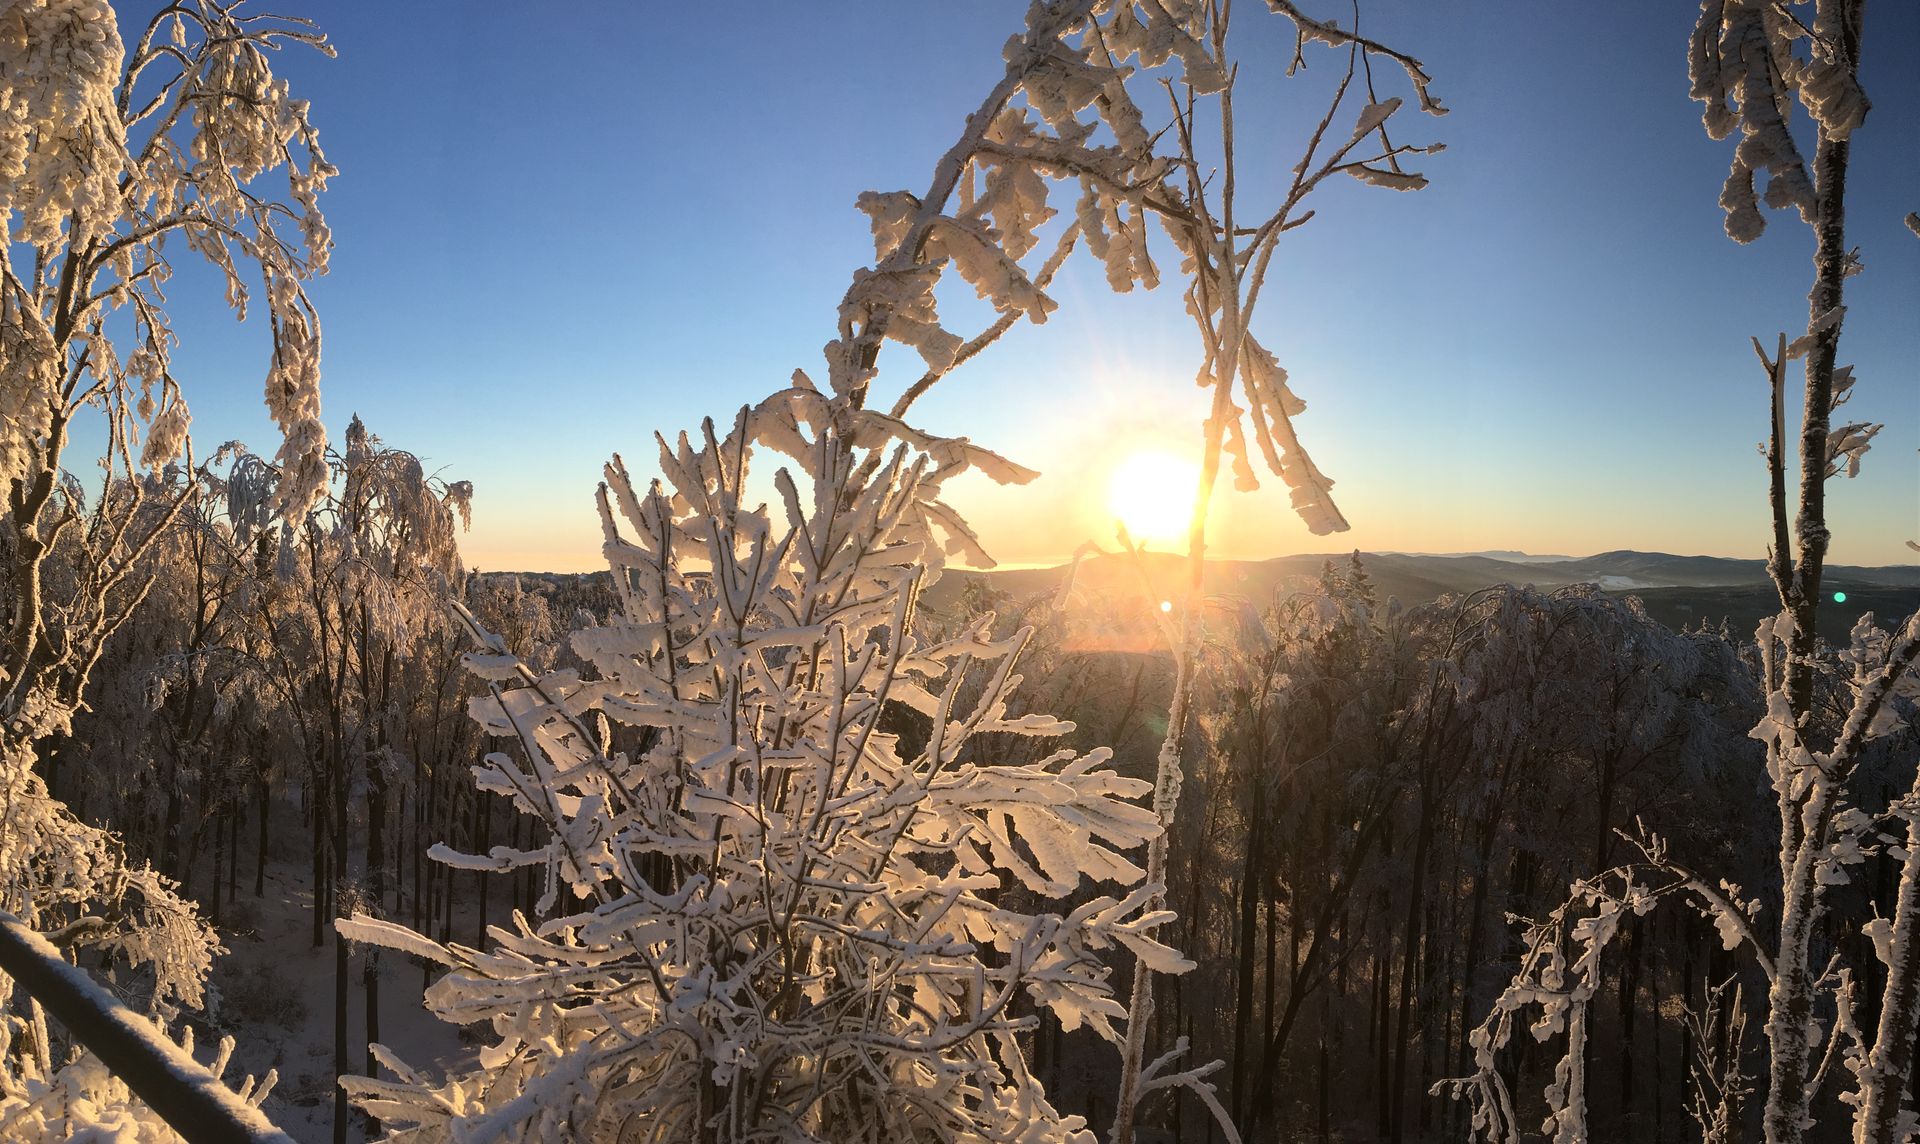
[200,860,468,1143]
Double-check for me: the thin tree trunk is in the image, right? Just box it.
[228,804,240,903]
[1651,913,1665,1144]
[180,816,206,903]
[1375,948,1391,1140]
[1621,915,1643,1118]
[1453,825,1495,1139]
[1264,894,1278,1095]
[210,803,225,926]
[440,780,457,944]
[1231,806,1265,1122]
[331,725,352,1144]
[1317,1036,1331,1144]
[311,758,328,948]
[1420,893,1440,1138]
[333,915,351,1144]
[364,751,388,1137]
[474,791,490,949]
[1389,788,1435,1144]
[163,755,183,883]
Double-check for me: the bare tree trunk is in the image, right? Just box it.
[228,804,240,904]
[1651,914,1665,1144]
[163,755,183,884]
[311,757,328,948]
[1421,892,1445,1136]
[394,785,406,918]
[1375,948,1391,1140]
[1621,916,1643,1117]
[1231,803,1266,1122]
[333,915,351,1144]
[440,778,459,944]
[1264,894,1278,1102]
[257,771,272,898]
[1389,788,1434,1144]
[180,816,206,904]
[1317,1034,1331,1144]
[1682,911,1696,1115]
[210,802,225,927]
[364,757,388,1137]
[474,791,490,949]
[331,730,353,1144]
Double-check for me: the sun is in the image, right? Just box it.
[1109,450,1200,545]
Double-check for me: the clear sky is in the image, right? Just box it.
[159,2,1920,572]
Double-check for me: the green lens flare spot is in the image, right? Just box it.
[1833,591,1848,604]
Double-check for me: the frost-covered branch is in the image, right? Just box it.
[1685,978,1753,1144]
[1436,826,1786,1144]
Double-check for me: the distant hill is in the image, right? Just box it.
[1386,549,1575,564]
[927,550,1920,646]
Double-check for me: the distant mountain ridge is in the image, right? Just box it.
[489,550,1919,645]
[924,549,1920,645]
[1385,549,1576,564]
[1361,549,1920,591]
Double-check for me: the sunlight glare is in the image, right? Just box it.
[1110,451,1200,545]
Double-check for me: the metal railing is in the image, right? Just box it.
[0,911,298,1144]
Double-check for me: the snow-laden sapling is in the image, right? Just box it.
[343,397,1188,1140]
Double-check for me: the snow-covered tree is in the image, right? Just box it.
[1440,4,1920,1142]
[53,451,281,912]
[343,399,1187,1141]
[222,416,470,1143]
[0,0,332,1135]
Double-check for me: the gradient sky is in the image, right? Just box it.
[158,2,1920,572]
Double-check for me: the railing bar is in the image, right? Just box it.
[0,910,298,1144]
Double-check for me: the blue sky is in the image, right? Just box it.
[160,2,1920,571]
